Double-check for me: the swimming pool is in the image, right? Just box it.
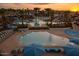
[19,32,69,46]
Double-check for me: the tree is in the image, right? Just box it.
[63,11,71,22]
[44,8,54,27]
[33,8,40,27]
[18,9,25,26]
[1,16,11,29]
[34,7,40,17]
[63,11,72,28]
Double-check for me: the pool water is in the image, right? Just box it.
[19,32,69,46]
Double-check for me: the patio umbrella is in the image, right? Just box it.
[69,37,79,44]
[64,29,79,36]
[23,44,45,56]
[63,45,79,56]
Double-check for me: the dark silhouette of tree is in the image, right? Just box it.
[44,8,54,27]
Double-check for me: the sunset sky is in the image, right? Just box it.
[0,3,79,11]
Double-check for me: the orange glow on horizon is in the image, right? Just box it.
[70,7,79,12]
[0,3,79,11]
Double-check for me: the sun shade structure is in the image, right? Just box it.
[20,32,69,46]
[63,45,79,56]
[64,29,79,36]
[23,44,45,56]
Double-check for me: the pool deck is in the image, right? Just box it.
[0,24,79,55]
[0,28,69,53]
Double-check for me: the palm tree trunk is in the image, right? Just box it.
[22,19,24,27]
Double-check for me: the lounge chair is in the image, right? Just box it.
[45,48,62,53]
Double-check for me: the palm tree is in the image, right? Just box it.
[1,16,11,29]
[33,7,40,26]
[50,10,54,27]
[44,8,52,17]
[18,9,25,26]
[25,8,34,21]
[26,8,30,15]
[63,11,70,22]
[63,11,72,28]
[0,8,6,16]
[0,8,6,22]
[44,8,54,27]
[18,9,30,28]
[34,7,40,17]
[44,8,51,26]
